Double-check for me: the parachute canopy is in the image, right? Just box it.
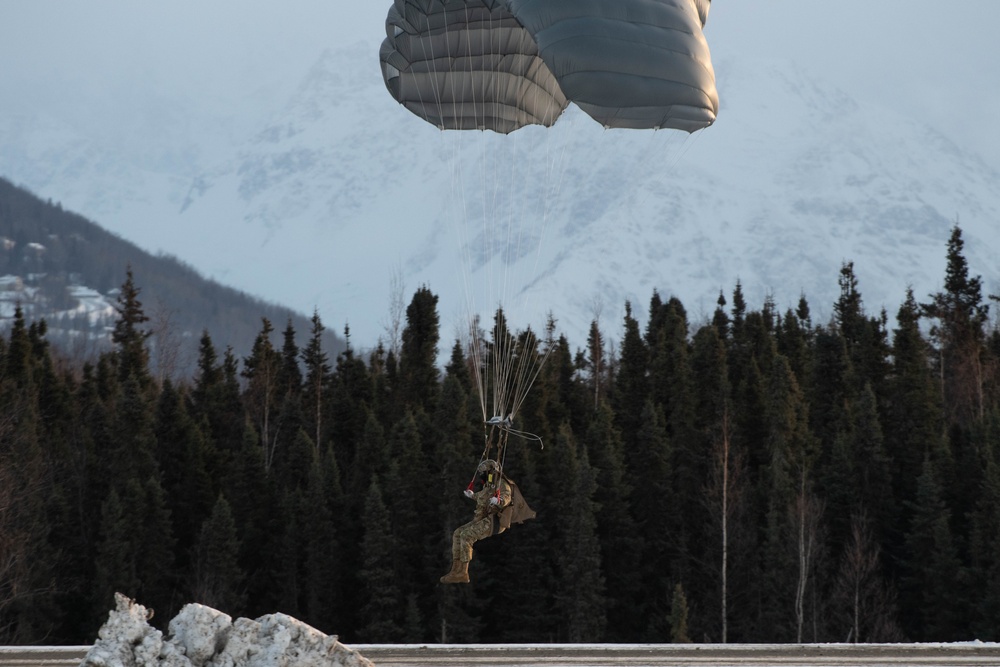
[380,0,718,134]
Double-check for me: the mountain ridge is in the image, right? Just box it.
[1,42,998,347]
[0,177,344,377]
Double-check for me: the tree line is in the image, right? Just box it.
[1,226,999,646]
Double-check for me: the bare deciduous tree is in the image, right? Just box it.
[792,473,824,643]
[705,406,747,643]
[148,299,183,384]
[242,320,282,472]
[383,265,406,360]
[832,512,903,642]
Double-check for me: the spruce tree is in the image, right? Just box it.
[191,331,222,410]
[900,456,964,640]
[136,476,177,621]
[630,401,675,638]
[730,281,747,346]
[301,310,331,455]
[923,224,989,427]
[357,477,403,641]
[0,382,57,643]
[759,354,819,642]
[278,319,303,397]
[584,402,642,640]
[834,262,866,354]
[350,410,388,506]
[242,318,281,473]
[221,423,273,617]
[809,329,853,455]
[712,291,730,339]
[3,305,30,382]
[399,286,441,415]
[851,385,895,546]
[968,412,1000,639]
[551,424,606,641]
[649,301,698,570]
[269,488,303,616]
[299,456,339,632]
[584,319,609,408]
[611,302,648,458]
[885,290,943,519]
[383,412,432,592]
[192,495,246,614]
[75,363,114,553]
[110,374,160,485]
[488,449,552,643]
[275,428,316,493]
[776,303,812,387]
[154,380,214,564]
[92,488,138,627]
[734,357,768,486]
[90,476,177,622]
[433,370,484,643]
[331,336,374,472]
[190,336,244,476]
[110,267,152,388]
[669,583,692,643]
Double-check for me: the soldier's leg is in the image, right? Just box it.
[452,516,494,563]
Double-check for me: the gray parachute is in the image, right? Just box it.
[379,0,718,134]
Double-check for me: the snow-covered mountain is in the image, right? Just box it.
[2,41,999,349]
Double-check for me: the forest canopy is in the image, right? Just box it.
[1,225,999,646]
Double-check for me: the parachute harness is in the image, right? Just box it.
[465,414,543,498]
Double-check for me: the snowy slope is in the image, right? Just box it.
[2,42,999,348]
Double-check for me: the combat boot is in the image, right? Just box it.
[440,559,470,584]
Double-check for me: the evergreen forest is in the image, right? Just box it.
[2,226,1000,646]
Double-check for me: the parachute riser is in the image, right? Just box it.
[467,415,545,494]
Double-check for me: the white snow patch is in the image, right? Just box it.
[80,593,374,667]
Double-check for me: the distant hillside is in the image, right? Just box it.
[0,177,344,378]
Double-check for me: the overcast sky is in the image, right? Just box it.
[1,1,997,170]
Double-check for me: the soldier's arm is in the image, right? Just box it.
[491,480,512,508]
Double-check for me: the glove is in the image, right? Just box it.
[489,495,500,506]
[463,489,474,499]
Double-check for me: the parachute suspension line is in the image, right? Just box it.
[482,2,507,426]
[481,7,576,440]
[446,5,460,132]
[425,5,512,436]
[470,412,545,490]
[493,13,554,433]
[466,3,480,131]
[461,2,499,426]
[668,128,703,171]
[448,1,565,445]
[448,4,493,426]
[448,8,471,317]
[415,1,448,131]
[629,128,700,215]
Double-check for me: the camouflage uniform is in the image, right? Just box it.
[451,474,513,563]
[441,459,536,583]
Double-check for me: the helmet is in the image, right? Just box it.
[477,459,500,474]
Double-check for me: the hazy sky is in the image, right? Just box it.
[1,1,997,170]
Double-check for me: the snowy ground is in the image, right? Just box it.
[3,642,1000,667]
[2,599,997,667]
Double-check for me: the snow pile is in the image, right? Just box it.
[80,593,374,667]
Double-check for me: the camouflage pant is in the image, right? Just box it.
[452,515,505,562]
